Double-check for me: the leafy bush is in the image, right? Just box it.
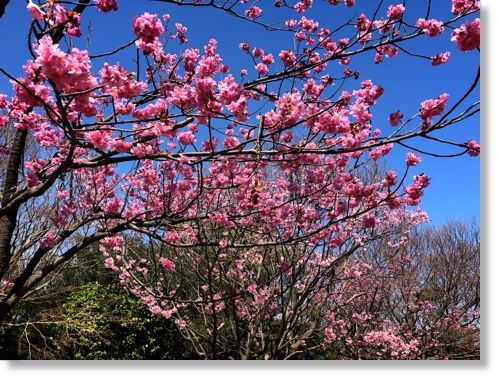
[12,282,192,359]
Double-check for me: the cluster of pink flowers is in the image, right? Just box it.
[420,93,449,130]
[294,0,313,13]
[222,135,240,150]
[405,152,422,166]
[383,171,398,187]
[24,159,46,187]
[276,92,304,127]
[100,63,146,99]
[133,12,164,54]
[467,140,480,156]
[326,0,355,7]
[279,50,297,67]
[255,62,268,75]
[363,329,419,359]
[34,36,89,90]
[0,94,7,127]
[387,4,405,21]
[404,174,430,206]
[251,48,275,76]
[1,280,13,288]
[44,4,82,37]
[177,130,196,145]
[84,130,112,150]
[355,13,371,33]
[289,10,348,48]
[420,94,449,119]
[11,72,51,109]
[374,44,398,64]
[239,42,250,54]
[160,257,175,272]
[27,0,44,20]
[431,51,451,66]
[244,6,262,20]
[452,0,480,15]
[369,144,393,161]
[416,18,444,37]
[94,0,118,12]
[175,23,188,44]
[451,18,480,51]
[34,36,97,116]
[204,293,226,315]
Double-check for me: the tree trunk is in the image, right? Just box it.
[0,128,27,282]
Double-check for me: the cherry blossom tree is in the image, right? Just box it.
[319,219,480,360]
[0,0,479,358]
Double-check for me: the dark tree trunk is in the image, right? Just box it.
[0,128,27,282]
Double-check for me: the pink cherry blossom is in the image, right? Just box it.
[279,50,297,67]
[94,0,118,12]
[404,174,430,205]
[416,18,444,37]
[239,42,250,54]
[294,0,313,14]
[431,51,450,66]
[451,18,480,51]
[25,171,41,187]
[420,94,449,119]
[133,12,164,42]
[467,140,480,156]
[255,62,269,75]
[177,130,196,145]
[452,0,480,15]
[369,144,393,160]
[405,152,422,166]
[84,130,111,150]
[244,6,262,20]
[387,4,405,21]
[100,63,146,99]
[160,257,175,272]
[175,23,188,44]
[133,12,164,54]
[34,35,97,115]
[112,140,133,153]
[27,0,45,20]
[285,19,297,29]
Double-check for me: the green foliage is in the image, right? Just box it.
[51,282,188,359]
[2,244,194,359]
[5,280,192,359]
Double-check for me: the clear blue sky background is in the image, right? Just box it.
[0,0,479,226]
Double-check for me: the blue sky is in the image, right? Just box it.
[0,0,479,226]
